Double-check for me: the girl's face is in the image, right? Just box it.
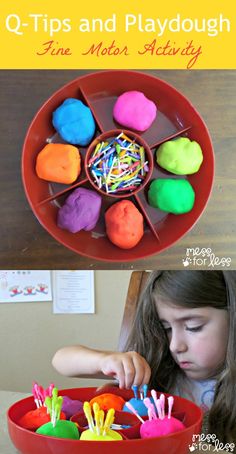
[156,300,229,380]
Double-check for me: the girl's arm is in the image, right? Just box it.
[52,345,151,389]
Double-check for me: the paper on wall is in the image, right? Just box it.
[0,271,52,302]
[52,271,95,314]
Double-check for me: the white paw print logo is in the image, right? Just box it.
[189,443,198,452]
[183,257,192,267]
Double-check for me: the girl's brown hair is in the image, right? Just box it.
[125,271,236,444]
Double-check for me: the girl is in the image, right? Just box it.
[52,271,236,444]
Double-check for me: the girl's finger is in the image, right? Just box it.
[122,357,136,389]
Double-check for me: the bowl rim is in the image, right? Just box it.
[21,70,215,262]
[8,387,204,444]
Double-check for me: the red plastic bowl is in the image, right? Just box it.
[22,71,214,262]
[8,387,203,454]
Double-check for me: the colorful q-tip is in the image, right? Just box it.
[44,388,63,428]
[132,385,139,400]
[32,382,55,408]
[83,402,116,437]
[143,398,157,420]
[168,396,174,419]
[125,402,145,424]
[88,132,148,195]
[142,384,148,399]
[83,402,95,433]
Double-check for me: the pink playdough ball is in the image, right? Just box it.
[113,91,157,132]
[140,417,185,438]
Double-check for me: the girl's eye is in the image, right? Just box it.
[186,325,203,332]
[163,326,171,332]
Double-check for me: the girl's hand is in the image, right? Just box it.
[99,351,151,389]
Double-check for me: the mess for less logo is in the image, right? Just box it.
[189,433,235,452]
[182,247,231,268]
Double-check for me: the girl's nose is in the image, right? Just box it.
[169,331,188,354]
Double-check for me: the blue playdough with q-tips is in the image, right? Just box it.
[123,384,152,417]
[52,98,96,146]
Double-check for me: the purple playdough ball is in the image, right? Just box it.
[113,91,157,132]
[61,396,83,419]
[57,188,102,233]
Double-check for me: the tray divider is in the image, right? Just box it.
[134,194,160,242]
[37,177,89,206]
[150,125,192,150]
[80,87,105,133]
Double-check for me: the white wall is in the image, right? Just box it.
[0,271,132,392]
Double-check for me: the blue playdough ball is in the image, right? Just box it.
[52,98,96,146]
[123,398,148,417]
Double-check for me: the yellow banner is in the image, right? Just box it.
[0,0,235,69]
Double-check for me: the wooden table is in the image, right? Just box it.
[0,70,235,269]
[1,390,228,454]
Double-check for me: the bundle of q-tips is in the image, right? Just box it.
[83,401,115,436]
[88,132,149,194]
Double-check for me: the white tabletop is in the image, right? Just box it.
[1,390,228,454]
[0,390,30,454]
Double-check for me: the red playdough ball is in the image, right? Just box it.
[89,393,125,411]
[105,200,144,249]
[18,407,66,430]
[140,416,185,438]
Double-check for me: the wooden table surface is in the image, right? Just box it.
[0,70,235,269]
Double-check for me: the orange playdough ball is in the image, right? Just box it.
[18,406,66,430]
[105,200,144,249]
[36,143,81,184]
[89,393,125,411]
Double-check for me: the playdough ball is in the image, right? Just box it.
[148,179,195,214]
[61,396,83,419]
[57,187,102,233]
[105,200,144,249]
[140,416,185,438]
[90,394,125,412]
[36,420,80,439]
[36,143,81,184]
[19,407,66,430]
[80,429,122,441]
[156,137,203,175]
[52,98,96,146]
[123,398,149,417]
[113,91,157,132]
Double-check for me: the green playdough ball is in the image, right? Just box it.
[156,137,203,175]
[148,179,195,214]
[36,420,80,439]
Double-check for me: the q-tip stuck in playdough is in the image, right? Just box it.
[52,98,96,146]
[19,382,66,430]
[127,391,185,438]
[36,143,81,184]
[148,179,195,214]
[36,388,79,439]
[156,137,203,175]
[113,91,157,132]
[105,200,144,249]
[57,187,102,233]
[123,385,150,417]
[80,402,123,441]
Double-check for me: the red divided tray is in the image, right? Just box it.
[8,387,203,454]
[22,71,214,262]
